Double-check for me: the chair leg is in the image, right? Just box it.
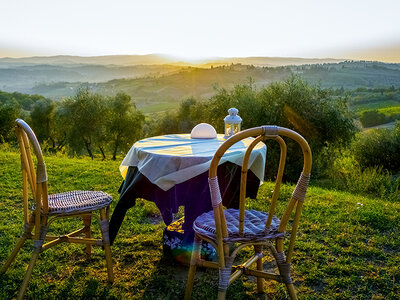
[100,208,114,283]
[1,235,28,274]
[184,235,202,300]
[217,255,234,300]
[285,283,298,300]
[82,214,92,256]
[254,245,264,293]
[217,290,227,300]
[17,249,40,300]
[275,251,297,300]
[1,222,34,274]
[17,224,48,300]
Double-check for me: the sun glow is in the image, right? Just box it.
[0,0,399,61]
[164,53,218,64]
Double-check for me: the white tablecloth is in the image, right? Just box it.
[120,134,266,191]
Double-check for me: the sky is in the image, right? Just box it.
[0,0,399,62]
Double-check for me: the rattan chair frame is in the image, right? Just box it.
[185,126,312,300]
[0,119,114,300]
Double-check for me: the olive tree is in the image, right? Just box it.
[155,76,357,180]
[30,98,55,143]
[57,88,107,158]
[106,92,145,160]
[0,98,20,142]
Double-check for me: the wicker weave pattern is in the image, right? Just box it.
[292,172,311,202]
[208,177,222,208]
[193,208,284,243]
[44,191,112,215]
[276,251,293,284]
[262,125,278,137]
[219,256,234,292]
[36,162,48,183]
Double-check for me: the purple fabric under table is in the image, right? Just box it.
[109,162,260,246]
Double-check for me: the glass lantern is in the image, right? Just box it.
[224,108,242,139]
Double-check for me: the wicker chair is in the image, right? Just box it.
[185,126,312,299]
[0,119,114,299]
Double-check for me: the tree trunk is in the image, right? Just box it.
[56,143,65,152]
[112,135,121,160]
[112,142,118,160]
[49,137,56,152]
[99,146,106,160]
[84,140,94,159]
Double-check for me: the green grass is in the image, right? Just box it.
[1,149,400,299]
[357,106,400,120]
[357,105,400,128]
[139,101,180,114]
[351,100,400,113]
[347,87,400,115]
[378,105,400,116]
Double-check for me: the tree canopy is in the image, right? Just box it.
[151,76,357,179]
[0,77,357,178]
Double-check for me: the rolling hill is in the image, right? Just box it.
[0,55,399,113]
[29,61,400,112]
[0,54,343,67]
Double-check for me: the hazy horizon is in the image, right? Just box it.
[1,50,398,65]
[1,0,399,63]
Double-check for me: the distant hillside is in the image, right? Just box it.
[91,65,290,106]
[0,54,173,66]
[27,61,400,111]
[0,55,399,113]
[0,54,347,96]
[296,61,400,88]
[29,64,292,105]
[0,54,344,67]
[206,56,344,67]
[0,64,182,94]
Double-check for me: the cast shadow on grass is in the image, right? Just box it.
[140,250,273,300]
[79,278,113,300]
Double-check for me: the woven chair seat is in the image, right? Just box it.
[193,208,284,243]
[43,191,112,215]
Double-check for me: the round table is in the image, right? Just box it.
[109,134,267,245]
[120,134,266,191]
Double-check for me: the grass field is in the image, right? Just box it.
[351,100,400,114]
[1,149,400,299]
[139,102,180,114]
[377,106,400,116]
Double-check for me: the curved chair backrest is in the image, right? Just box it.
[15,119,49,235]
[208,125,312,262]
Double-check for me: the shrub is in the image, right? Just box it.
[155,76,357,181]
[352,122,400,172]
[324,149,400,200]
[360,110,391,127]
[0,98,21,141]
